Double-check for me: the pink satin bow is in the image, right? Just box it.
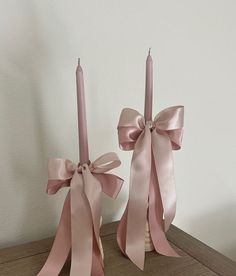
[117,106,184,270]
[37,152,123,276]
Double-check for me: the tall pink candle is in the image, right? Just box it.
[76,58,89,164]
[144,48,153,122]
[144,49,155,252]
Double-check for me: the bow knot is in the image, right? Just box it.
[77,161,92,173]
[146,120,155,131]
[38,152,123,276]
[117,105,184,270]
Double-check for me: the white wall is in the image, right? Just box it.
[1,0,236,261]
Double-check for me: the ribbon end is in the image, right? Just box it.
[126,248,145,271]
[131,256,145,271]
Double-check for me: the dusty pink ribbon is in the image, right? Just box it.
[117,106,184,270]
[37,152,123,276]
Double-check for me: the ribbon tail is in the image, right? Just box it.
[94,173,123,199]
[152,130,177,231]
[118,126,152,270]
[83,167,104,274]
[70,172,93,276]
[37,192,71,276]
[149,157,179,257]
[91,231,105,276]
[117,205,128,255]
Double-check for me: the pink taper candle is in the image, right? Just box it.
[76,58,89,164]
[144,48,153,122]
[144,49,154,252]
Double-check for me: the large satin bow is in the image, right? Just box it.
[37,152,123,276]
[117,106,184,270]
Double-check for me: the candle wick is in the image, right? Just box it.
[78,58,80,65]
[148,48,151,55]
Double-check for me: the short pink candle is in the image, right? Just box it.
[144,49,153,122]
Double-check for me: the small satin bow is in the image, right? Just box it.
[117,106,184,270]
[38,152,123,276]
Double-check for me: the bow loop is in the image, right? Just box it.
[46,158,76,195]
[154,106,184,150]
[48,158,76,180]
[91,152,121,173]
[117,108,145,150]
[154,105,184,131]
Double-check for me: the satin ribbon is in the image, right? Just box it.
[117,106,184,270]
[37,152,123,276]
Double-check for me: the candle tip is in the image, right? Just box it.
[148,48,151,55]
[78,58,80,65]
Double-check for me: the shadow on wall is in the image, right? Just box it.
[0,5,62,247]
[187,203,236,261]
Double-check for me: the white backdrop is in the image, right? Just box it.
[1,0,236,261]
